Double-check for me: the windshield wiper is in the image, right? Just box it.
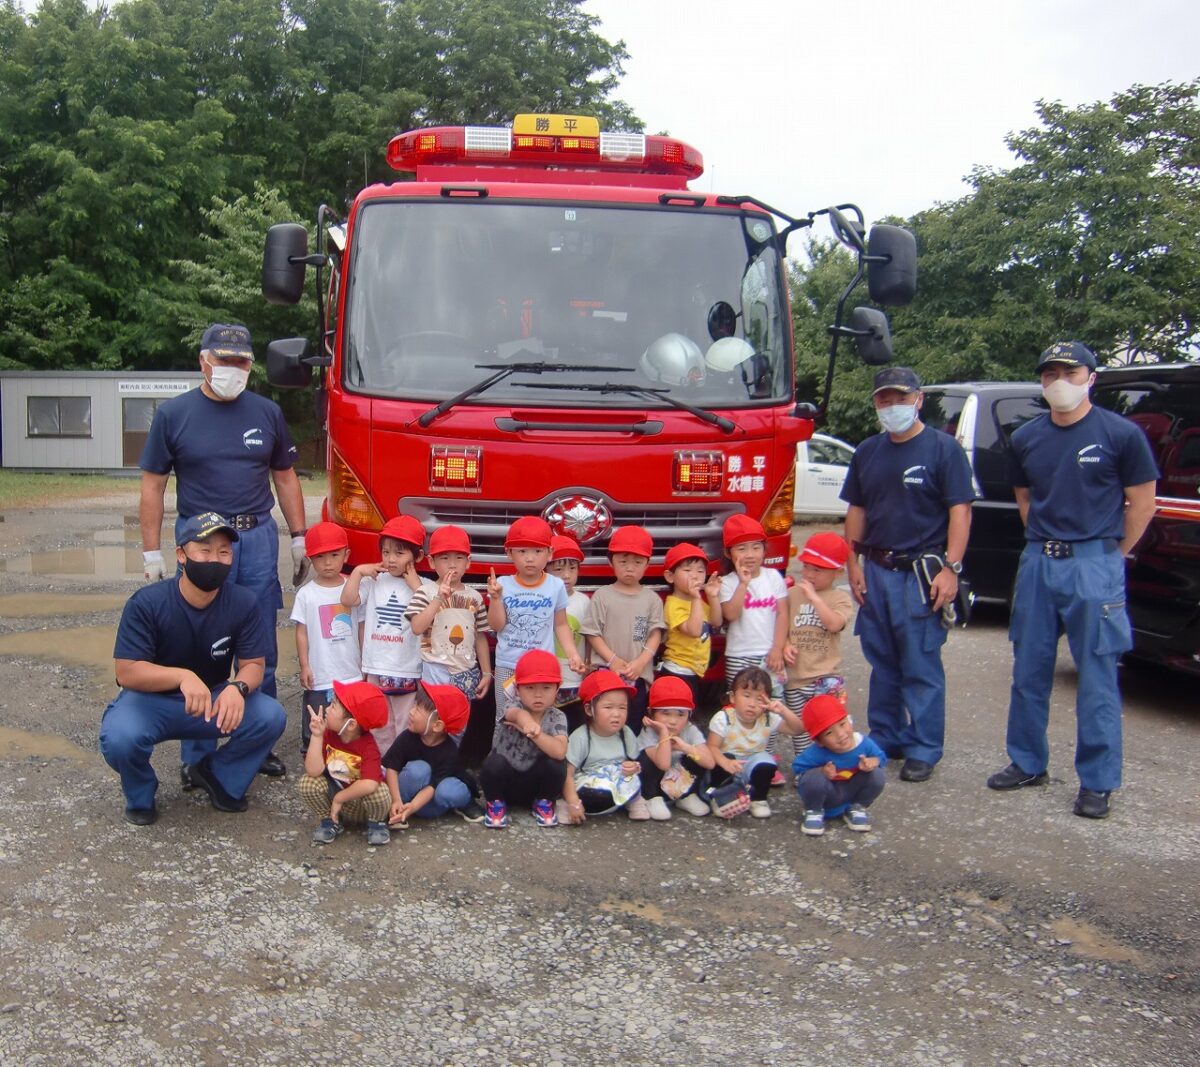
[416,362,630,427]
[513,381,737,434]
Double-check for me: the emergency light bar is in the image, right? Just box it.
[386,115,703,180]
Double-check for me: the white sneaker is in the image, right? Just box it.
[626,795,651,820]
[646,796,672,821]
[749,800,772,819]
[676,792,710,817]
[555,799,573,824]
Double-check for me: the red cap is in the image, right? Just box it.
[332,680,389,732]
[305,521,348,557]
[428,524,471,557]
[608,525,653,558]
[663,542,707,571]
[550,534,584,562]
[802,694,848,740]
[504,516,553,549]
[798,531,849,570]
[579,669,637,705]
[648,675,695,712]
[723,514,767,549]
[420,682,470,735]
[379,515,425,551]
[513,649,562,686]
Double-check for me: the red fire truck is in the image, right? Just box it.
[262,113,915,576]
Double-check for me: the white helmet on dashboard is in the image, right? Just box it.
[640,332,705,387]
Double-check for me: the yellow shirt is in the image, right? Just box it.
[661,593,713,676]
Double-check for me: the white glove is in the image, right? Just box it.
[143,549,167,582]
[291,536,311,587]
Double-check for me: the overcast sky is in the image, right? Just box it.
[585,0,1198,234]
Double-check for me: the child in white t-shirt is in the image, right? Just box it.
[290,522,363,757]
[341,515,426,754]
[719,514,788,698]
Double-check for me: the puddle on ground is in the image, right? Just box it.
[599,899,668,925]
[0,593,128,618]
[0,544,144,578]
[0,724,96,763]
[1050,916,1147,966]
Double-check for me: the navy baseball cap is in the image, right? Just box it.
[177,512,240,545]
[1035,341,1097,373]
[872,366,922,396]
[200,323,254,361]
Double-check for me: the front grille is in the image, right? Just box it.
[401,491,741,567]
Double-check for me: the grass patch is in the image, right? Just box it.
[0,470,137,508]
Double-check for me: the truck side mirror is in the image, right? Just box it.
[263,223,309,306]
[850,307,893,365]
[866,225,917,307]
[266,337,313,388]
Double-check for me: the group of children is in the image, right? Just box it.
[290,510,883,846]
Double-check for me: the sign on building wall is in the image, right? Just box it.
[117,380,194,396]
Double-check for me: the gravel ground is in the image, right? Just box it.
[0,494,1195,1066]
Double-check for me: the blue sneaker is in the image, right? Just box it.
[842,805,872,832]
[312,818,344,844]
[801,810,826,836]
[531,798,558,827]
[484,799,510,828]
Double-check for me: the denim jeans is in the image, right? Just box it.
[398,760,471,817]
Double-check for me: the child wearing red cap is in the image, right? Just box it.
[719,515,789,697]
[561,670,644,823]
[406,525,493,711]
[579,525,665,733]
[481,649,569,828]
[783,531,856,754]
[487,517,585,722]
[299,680,393,846]
[341,516,426,754]
[381,682,483,824]
[792,694,886,836]
[658,542,723,711]
[547,534,590,719]
[290,522,363,758]
[637,675,715,819]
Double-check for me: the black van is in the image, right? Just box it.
[920,382,1045,604]
[1093,363,1200,676]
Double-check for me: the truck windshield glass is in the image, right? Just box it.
[343,201,789,407]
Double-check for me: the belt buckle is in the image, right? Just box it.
[1043,540,1072,559]
[232,514,256,531]
[880,550,897,569]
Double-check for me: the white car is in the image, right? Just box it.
[793,433,856,518]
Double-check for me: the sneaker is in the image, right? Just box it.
[123,804,158,826]
[555,798,574,825]
[626,795,651,821]
[531,798,559,827]
[1073,788,1111,820]
[987,762,1049,790]
[842,805,872,832]
[801,810,826,836]
[770,768,786,787]
[366,821,391,846]
[455,799,487,824]
[749,800,772,818]
[312,817,344,845]
[646,796,672,821]
[676,792,710,817]
[483,799,510,829]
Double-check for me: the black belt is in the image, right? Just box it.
[229,513,260,530]
[861,546,942,571]
[1039,539,1119,559]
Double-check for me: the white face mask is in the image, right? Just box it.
[877,401,918,435]
[206,357,249,400]
[1042,377,1091,413]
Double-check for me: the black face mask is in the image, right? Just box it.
[182,557,232,592]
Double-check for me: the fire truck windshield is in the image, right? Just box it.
[342,200,790,408]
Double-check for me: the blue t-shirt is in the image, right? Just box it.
[840,426,975,552]
[792,733,887,816]
[113,579,270,691]
[494,572,569,669]
[1007,406,1158,542]
[140,387,297,518]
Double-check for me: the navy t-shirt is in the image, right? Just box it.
[841,425,975,552]
[139,387,296,518]
[1008,406,1158,542]
[113,579,270,691]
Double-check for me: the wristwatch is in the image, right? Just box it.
[946,559,964,575]
[231,680,250,698]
